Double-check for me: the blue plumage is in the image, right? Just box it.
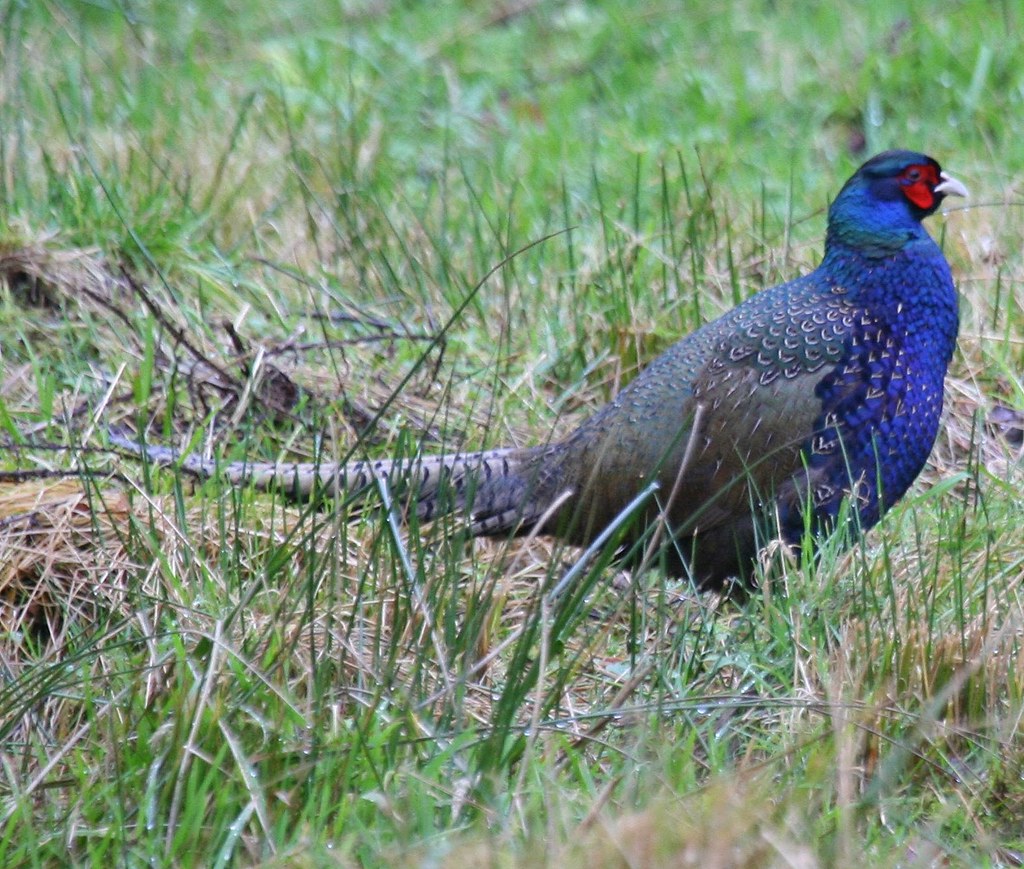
[509,149,969,586]
[789,152,962,544]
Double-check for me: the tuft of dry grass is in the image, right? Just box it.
[0,478,136,651]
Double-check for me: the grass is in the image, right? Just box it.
[1,0,1024,865]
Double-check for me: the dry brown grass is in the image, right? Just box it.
[0,478,137,651]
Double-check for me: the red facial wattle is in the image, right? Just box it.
[900,163,940,209]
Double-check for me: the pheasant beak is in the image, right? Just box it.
[935,171,969,199]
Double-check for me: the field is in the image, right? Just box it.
[2,1,1024,865]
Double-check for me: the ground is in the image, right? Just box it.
[1,2,1024,865]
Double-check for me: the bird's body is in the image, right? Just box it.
[114,151,966,589]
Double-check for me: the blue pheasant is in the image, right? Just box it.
[115,150,967,588]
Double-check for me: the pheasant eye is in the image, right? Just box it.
[899,164,938,209]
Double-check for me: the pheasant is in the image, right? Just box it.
[113,150,967,589]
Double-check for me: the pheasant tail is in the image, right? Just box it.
[109,430,556,536]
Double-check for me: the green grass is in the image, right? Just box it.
[1,0,1024,865]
